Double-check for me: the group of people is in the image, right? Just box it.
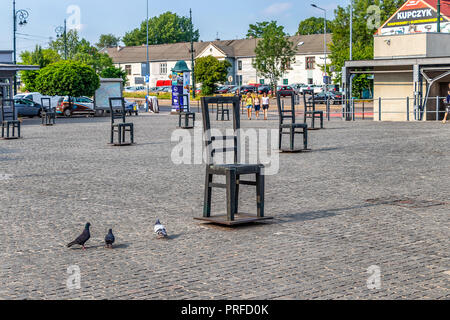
[235,90,270,121]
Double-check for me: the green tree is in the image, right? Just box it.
[96,34,121,49]
[19,46,61,92]
[50,31,113,73]
[194,56,231,95]
[329,0,404,97]
[49,29,81,59]
[252,22,296,95]
[246,21,276,38]
[100,66,127,85]
[35,60,100,98]
[297,17,332,35]
[122,11,200,46]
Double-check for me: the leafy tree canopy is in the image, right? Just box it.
[35,60,100,97]
[100,66,128,85]
[297,17,332,35]
[49,30,113,73]
[96,34,121,49]
[20,46,61,92]
[194,56,231,95]
[252,21,296,93]
[122,11,199,46]
[246,21,277,38]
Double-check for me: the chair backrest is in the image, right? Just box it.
[201,96,240,165]
[178,94,190,113]
[303,89,316,112]
[1,99,16,122]
[109,97,126,124]
[41,97,52,112]
[276,92,296,125]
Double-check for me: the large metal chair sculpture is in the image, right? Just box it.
[1,99,21,139]
[40,98,56,126]
[178,94,195,129]
[303,89,324,129]
[195,96,272,226]
[109,97,134,146]
[277,92,308,152]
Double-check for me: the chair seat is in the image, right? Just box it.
[280,123,307,129]
[306,110,323,114]
[2,120,20,124]
[208,163,263,174]
[112,122,133,127]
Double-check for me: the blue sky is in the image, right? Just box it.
[0,0,348,58]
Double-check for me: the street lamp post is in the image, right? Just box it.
[311,4,327,93]
[350,1,353,60]
[190,8,196,99]
[55,19,67,59]
[13,0,29,95]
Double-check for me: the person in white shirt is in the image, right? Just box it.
[262,92,270,120]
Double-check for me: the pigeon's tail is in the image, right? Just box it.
[67,241,76,248]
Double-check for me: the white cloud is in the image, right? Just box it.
[263,2,293,16]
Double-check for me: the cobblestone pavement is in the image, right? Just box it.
[0,113,448,300]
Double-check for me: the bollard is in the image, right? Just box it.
[436,96,439,121]
[406,97,410,121]
[379,97,382,121]
[362,100,365,120]
[326,98,330,121]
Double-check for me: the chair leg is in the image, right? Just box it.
[256,170,264,218]
[226,170,236,221]
[203,171,213,218]
[235,174,240,215]
[278,128,282,150]
[290,127,294,151]
[110,127,114,144]
[320,113,324,128]
[17,123,20,138]
[303,127,308,150]
[130,125,134,144]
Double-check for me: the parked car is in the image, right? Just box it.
[124,99,139,116]
[56,96,95,117]
[277,85,296,97]
[10,98,43,118]
[14,92,61,108]
[215,85,234,94]
[124,86,146,92]
[240,85,256,94]
[309,91,344,105]
[258,85,271,94]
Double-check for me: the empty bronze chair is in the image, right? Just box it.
[178,94,195,129]
[1,99,21,139]
[109,97,134,146]
[40,97,56,126]
[277,92,308,152]
[303,89,324,129]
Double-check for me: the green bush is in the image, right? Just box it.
[35,60,100,97]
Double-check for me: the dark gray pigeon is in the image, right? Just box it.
[105,229,115,249]
[67,223,91,250]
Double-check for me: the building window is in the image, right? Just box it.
[306,57,315,70]
[283,79,288,85]
[307,78,313,85]
[238,60,242,71]
[125,65,132,75]
[160,63,167,75]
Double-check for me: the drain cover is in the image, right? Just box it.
[366,197,446,209]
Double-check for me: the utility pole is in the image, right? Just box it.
[350,1,353,60]
[146,0,150,111]
[311,4,327,93]
[56,20,67,59]
[437,0,441,32]
[190,8,196,98]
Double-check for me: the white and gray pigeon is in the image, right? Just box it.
[154,220,168,239]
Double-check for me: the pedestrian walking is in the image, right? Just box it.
[443,86,450,124]
[245,92,254,120]
[262,92,270,120]
[254,94,261,119]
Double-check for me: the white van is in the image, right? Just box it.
[14,92,61,108]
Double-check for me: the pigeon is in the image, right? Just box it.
[105,229,115,249]
[154,220,168,239]
[67,223,91,250]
